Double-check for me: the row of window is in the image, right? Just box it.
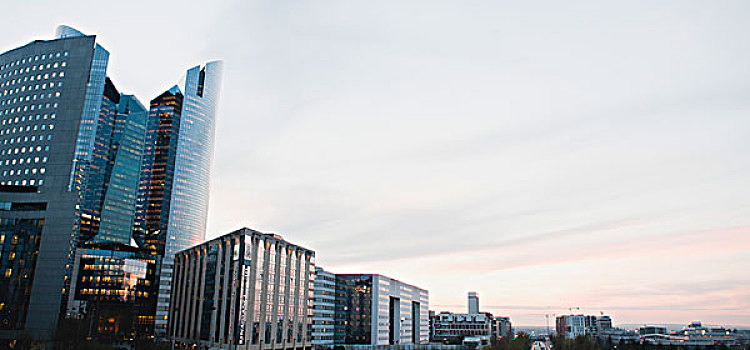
[2,90,62,105]
[1,72,66,98]
[2,84,63,104]
[1,63,66,83]
[1,102,58,116]
[2,113,55,125]
[3,166,46,175]
[1,80,62,94]
[0,179,44,186]
[1,145,51,155]
[1,135,53,146]
[0,51,68,72]
[2,156,48,164]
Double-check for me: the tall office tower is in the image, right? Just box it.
[468,291,479,314]
[136,61,222,336]
[168,228,315,349]
[64,77,157,338]
[0,25,114,340]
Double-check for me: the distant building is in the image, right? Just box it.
[429,292,511,344]
[598,328,639,345]
[638,325,667,336]
[495,316,512,339]
[310,268,429,347]
[312,267,335,347]
[431,311,494,344]
[168,228,315,349]
[467,292,479,314]
[640,322,737,347]
[334,273,429,346]
[597,315,612,332]
[556,314,607,338]
[428,310,436,340]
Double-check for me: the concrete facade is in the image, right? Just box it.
[169,228,314,350]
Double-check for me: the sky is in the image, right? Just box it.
[1,0,749,327]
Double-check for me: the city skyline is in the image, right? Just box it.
[0,0,748,328]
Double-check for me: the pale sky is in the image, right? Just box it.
[2,0,749,327]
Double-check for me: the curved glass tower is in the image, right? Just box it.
[136,61,222,336]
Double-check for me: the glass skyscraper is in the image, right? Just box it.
[0,26,222,343]
[135,61,223,336]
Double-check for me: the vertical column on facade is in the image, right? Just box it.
[168,254,180,340]
[179,253,192,339]
[192,247,207,341]
[274,243,283,350]
[227,236,239,345]
[302,254,312,348]
[242,235,257,350]
[209,241,222,345]
[179,255,188,339]
[186,251,198,340]
[187,250,197,341]
[218,238,232,344]
[258,239,269,348]
[290,250,301,348]
[279,246,289,349]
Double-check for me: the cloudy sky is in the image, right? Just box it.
[2,0,749,327]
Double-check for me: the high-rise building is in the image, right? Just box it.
[168,228,315,349]
[467,292,479,314]
[0,25,115,340]
[135,61,222,336]
[0,26,223,343]
[310,269,429,346]
[63,76,157,338]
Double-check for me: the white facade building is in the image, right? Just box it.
[311,267,335,347]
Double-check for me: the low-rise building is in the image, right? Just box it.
[310,268,429,347]
[431,311,494,344]
[555,314,607,338]
[311,267,335,348]
[597,328,639,345]
[168,228,315,350]
[641,322,737,347]
[429,292,512,344]
[495,316,512,339]
[334,273,429,346]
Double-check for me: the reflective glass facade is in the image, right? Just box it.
[95,95,146,245]
[66,248,157,338]
[0,218,43,330]
[0,27,222,342]
[136,62,222,336]
[79,83,146,246]
[135,88,183,253]
[318,273,429,346]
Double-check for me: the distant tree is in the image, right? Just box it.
[550,334,601,350]
[489,332,530,350]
